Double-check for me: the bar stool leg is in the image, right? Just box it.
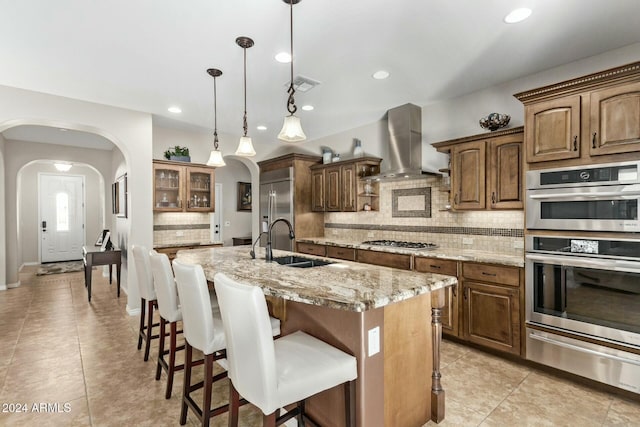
[144,299,155,361]
[156,317,167,380]
[228,383,240,427]
[263,413,276,427]
[180,343,192,425]
[202,353,214,427]
[138,297,146,350]
[166,321,178,399]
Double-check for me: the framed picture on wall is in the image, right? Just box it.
[237,182,251,211]
[111,182,119,214]
[115,174,128,218]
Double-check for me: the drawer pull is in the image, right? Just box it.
[430,264,441,269]
[481,272,497,277]
[592,132,597,149]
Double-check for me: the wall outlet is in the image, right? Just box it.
[514,240,524,249]
[462,237,473,245]
[175,230,184,237]
[224,221,231,227]
[368,326,380,357]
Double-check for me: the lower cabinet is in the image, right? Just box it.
[295,241,326,257]
[414,257,460,337]
[461,262,522,356]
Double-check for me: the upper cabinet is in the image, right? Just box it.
[515,61,640,168]
[153,160,215,212]
[433,127,524,211]
[310,157,382,212]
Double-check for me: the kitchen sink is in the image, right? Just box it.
[271,255,334,268]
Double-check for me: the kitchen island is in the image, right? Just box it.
[176,245,457,426]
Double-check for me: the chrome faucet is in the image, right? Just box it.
[265,218,295,262]
[249,232,265,259]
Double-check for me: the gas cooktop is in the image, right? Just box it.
[361,240,438,250]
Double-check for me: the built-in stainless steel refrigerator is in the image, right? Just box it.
[259,167,294,251]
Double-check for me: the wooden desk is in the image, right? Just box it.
[232,237,252,246]
[82,246,122,302]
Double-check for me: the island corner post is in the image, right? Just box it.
[431,287,446,423]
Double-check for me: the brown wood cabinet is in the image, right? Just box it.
[296,241,326,257]
[153,160,215,212]
[433,127,524,211]
[461,262,522,356]
[310,157,382,212]
[515,61,640,168]
[326,245,357,261]
[414,257,459,337]
[357,249,412,270]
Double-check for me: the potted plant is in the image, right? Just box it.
[164,145,191,162]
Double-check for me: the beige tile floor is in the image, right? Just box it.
[0,266,639,426]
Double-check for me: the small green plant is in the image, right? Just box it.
[164,145,190,160]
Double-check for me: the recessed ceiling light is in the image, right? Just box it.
[168,106,182,114]
[257,125,267,131]
[504,8,532,23]
[301,105,314,111]
[275,52,291,63]
[372,70,390,80]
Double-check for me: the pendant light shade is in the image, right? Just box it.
[235,36,256,157]
[205,68,226,167]
[235,136,256,156]
[278,114,306,142]
[278,0,306,143]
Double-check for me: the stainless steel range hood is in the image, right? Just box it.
[369,103,440,181]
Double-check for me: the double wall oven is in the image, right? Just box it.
[525,161,640,393]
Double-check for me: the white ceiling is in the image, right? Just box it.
[1,0,639,147]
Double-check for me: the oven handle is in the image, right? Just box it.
[529,331,640,367]
[526,253,640,273]
[528,184,640,199]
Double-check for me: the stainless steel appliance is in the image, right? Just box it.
[259,168,294,252]
[526,161,640,232]
[361,239,438,250]
[525,234,640,393]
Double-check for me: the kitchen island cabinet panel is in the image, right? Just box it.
[463,281,520,355]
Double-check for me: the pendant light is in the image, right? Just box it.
[235,36,256,157]
[277,0,306,143]
[206,68,226,167]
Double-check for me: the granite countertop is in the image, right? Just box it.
[154,241,222,249]
[296,238,525,267]
[175,246,457,312]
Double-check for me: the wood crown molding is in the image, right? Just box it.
[514,61,640,104]
[431,126,524,152]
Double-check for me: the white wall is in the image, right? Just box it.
[0,133,5,290]
[18,161,104,264]
[0,85,152,313]
[213,158,252,246]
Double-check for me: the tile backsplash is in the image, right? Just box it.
[153,212,211,246]
[324,176,524,255]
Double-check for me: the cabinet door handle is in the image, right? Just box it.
[592,132,597,149]
[451,285,457,298]
[491,192,496,204]
[573,135,578,151]
[481,271,497,277]
[454,193,459,205]
[463,286,468,300]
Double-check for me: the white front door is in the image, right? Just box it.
[39,174,85,262]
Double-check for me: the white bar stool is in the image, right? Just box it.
[149,250,187,399]
[131,245,159,362]
[213,272,358,427]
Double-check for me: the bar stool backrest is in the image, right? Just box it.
[213,272,278,414]
[132,245,156,301]
[149,250,181,323]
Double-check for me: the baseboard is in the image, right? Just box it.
[0,284,6,291]
[7,280,21,289]
[126,306,141,316]
[19,262,39,271]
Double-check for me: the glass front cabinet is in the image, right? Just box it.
[153,160,215,212]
